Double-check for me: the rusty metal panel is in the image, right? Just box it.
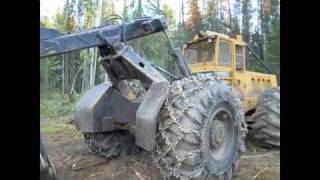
[135,81,169,151]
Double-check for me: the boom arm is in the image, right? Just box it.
[40,16,168,58]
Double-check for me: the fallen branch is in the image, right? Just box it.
[241,152,277,159]
[131,159,148,169]
[89,172,108,177]
[72,159,109,171]
[239,169,251,175]
[252,167,268,179]
[134,169,147,180]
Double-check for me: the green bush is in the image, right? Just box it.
[40,93,80,119]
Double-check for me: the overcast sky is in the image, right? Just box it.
[40,0,188,22]
[40,0,259,30]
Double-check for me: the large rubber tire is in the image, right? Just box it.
[84,130,139,159]
[248,87,280,148]
[153,76,247,180]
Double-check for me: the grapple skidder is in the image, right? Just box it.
[40,16,247,179]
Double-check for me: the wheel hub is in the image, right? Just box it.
[208,109,234,160]
[211,121,225,148]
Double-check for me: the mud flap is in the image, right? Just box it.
[135,82,169,151]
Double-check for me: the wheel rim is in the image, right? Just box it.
[208,107,235,161]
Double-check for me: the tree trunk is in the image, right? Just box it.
[242,0,251,67]
[242,0,250,43]
[82,50,90,93]
[182,0,185,26]
[62,54,65,94]
[218,0,223,33]
[89,48,96,86]
[81,64,85,94]
[227,0,233,33]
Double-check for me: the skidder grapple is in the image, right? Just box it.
[40,16,247,179]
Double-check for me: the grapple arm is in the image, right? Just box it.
[40,16,167,58]
[40,16,176,151]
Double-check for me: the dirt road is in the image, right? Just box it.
[41,117,280,180]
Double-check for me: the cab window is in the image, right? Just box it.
[184,38,216,64]
[219,40,231,65]
[236,45,244,70]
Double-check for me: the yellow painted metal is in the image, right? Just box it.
[190,63,232,72]
[183,31,278,113]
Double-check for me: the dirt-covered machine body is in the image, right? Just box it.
[183,31,278,113]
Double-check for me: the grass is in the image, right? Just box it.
[40,92,81,120]
[41,121,69,133]
[40,92,83,139]
[41,123,63,134]
[40,120,82,139]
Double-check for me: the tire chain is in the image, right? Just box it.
[152,74,247,180]
[84,133,140,159]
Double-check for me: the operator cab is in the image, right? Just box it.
[183,31,246,80]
